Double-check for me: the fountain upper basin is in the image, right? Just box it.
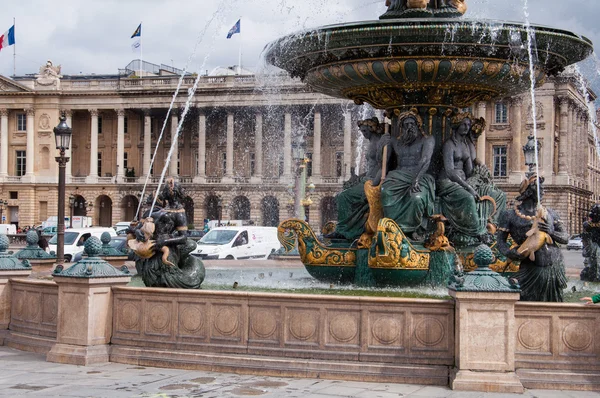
[265,18,593,109]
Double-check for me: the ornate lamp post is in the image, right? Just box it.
[53,115,72,268]
[291,141,307,221]
[0,199,7,224]
[522,134,541,177]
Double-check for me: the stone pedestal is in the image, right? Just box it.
[47,276,130,365]
[46,236,131,366]
[0,270,32,344]
[450,290,523,393]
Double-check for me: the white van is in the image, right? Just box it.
[192,226,281,260]
[0,224,16,235]
[48,227,117,262]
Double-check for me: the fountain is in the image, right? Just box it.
[265,0,593,287]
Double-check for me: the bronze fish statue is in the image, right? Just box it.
[517,207,553,261]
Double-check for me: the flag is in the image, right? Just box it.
[131,23,141,52]
[226,19,240,39]
[0,25,15,53]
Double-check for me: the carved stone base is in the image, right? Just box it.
[47,343,110,366]
[451,370,524,393]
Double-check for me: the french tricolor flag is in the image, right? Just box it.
[0,25,15,52]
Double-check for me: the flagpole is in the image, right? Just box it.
[140,21,143,78]
[12,17,16,77]
[237,17,242,75]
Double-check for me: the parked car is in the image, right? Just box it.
[187,230,205,240]
[114,222,132,234]
[72,236,129,263]
[567,234,583,250]
[192,226,280,260]
[48,227,117,262]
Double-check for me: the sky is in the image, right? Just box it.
[0,0,599,84]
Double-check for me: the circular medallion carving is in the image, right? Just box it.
[214,308,239,336]
[517,320,546,350]
[485,62,500,75]
[251,309,277,339]
[414,317,445,347]
[422,60,435,73]
[149,305,170,332]
[289,311,318,341]
[329,314,358,343]
[44,296,58,323]
[13,291,24,318]
[120,302,140,330]
[563,322,593,352]
[26,295,40,321]
[372,316,401,345]
[388,61,401,74]
[180,306,204,334]
[38,114,51,130]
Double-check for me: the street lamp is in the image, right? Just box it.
[54,115,72,268]
[290,141,315,221]
[0,199,7,224]
[217,197,223,227]
[523,134,541,177]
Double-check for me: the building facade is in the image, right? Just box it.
[0,62,596,234]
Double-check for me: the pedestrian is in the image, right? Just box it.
[37,230,49,252]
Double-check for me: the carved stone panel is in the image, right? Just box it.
[368,311,406,350]
[249,305,280,343]
[558,317,595,356]
[115,298,142,335]
[411,312,451,352]
[325,310,360,348]
[177,302,208,339]
[515,315,551,354]
[211,304,243,342]
[285,307,320,346]
[144,300,174,338]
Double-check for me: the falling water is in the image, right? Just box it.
[149,2,234,214]
[355,103,375,174]
[137,0,235,219]
[523,0,542,205]
[573,65,600,160]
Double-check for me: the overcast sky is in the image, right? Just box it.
[1,0,599,83]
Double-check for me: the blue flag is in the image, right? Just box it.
[131,23,141,39]
[226,19,240,39]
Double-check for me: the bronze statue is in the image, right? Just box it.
[128,178,205,289]
[380,110,435,240]
[326,117,385,241]
[496,176,568,302]
[437,112,505,245]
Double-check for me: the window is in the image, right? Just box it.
[9,191,17,200]
[335,152,343,177]
[123,152,128,170]
[194,151,199,175]
[98,116,103,134]
[97,152,102,176]
[250,153,255,176]
[306,152,313,177]
[16,114,26,131]
[493,146,507,177]
[222,152,227,175]
[495,103,508,124]
[15,150,26,176]
[177,151,181,175]
[124,116,128,134]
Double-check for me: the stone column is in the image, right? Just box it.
[251,112,263,183]
[195,112,206,183]
[142,110,152,179]
[47,239,130,366]
[567,102,575,179]
[87,109,99,183]
[62,110,73,180]
[343,111,352,179]
[23,108,35,182]
[558,97,569,176]
[0,109,8,178]
[283,112,292,180]
[223,112,235,183]
[476,102,487,165]
[116,109,125,182]
[510,98,523,178]
[313,110,322,182]
[169,114,178,177]
[449,246,523,393]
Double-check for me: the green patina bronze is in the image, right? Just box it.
[53,236,130,278]
[0,234,31,270]
[448,244,519,293]
[99,232,127,257]
[14,230,56,260]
